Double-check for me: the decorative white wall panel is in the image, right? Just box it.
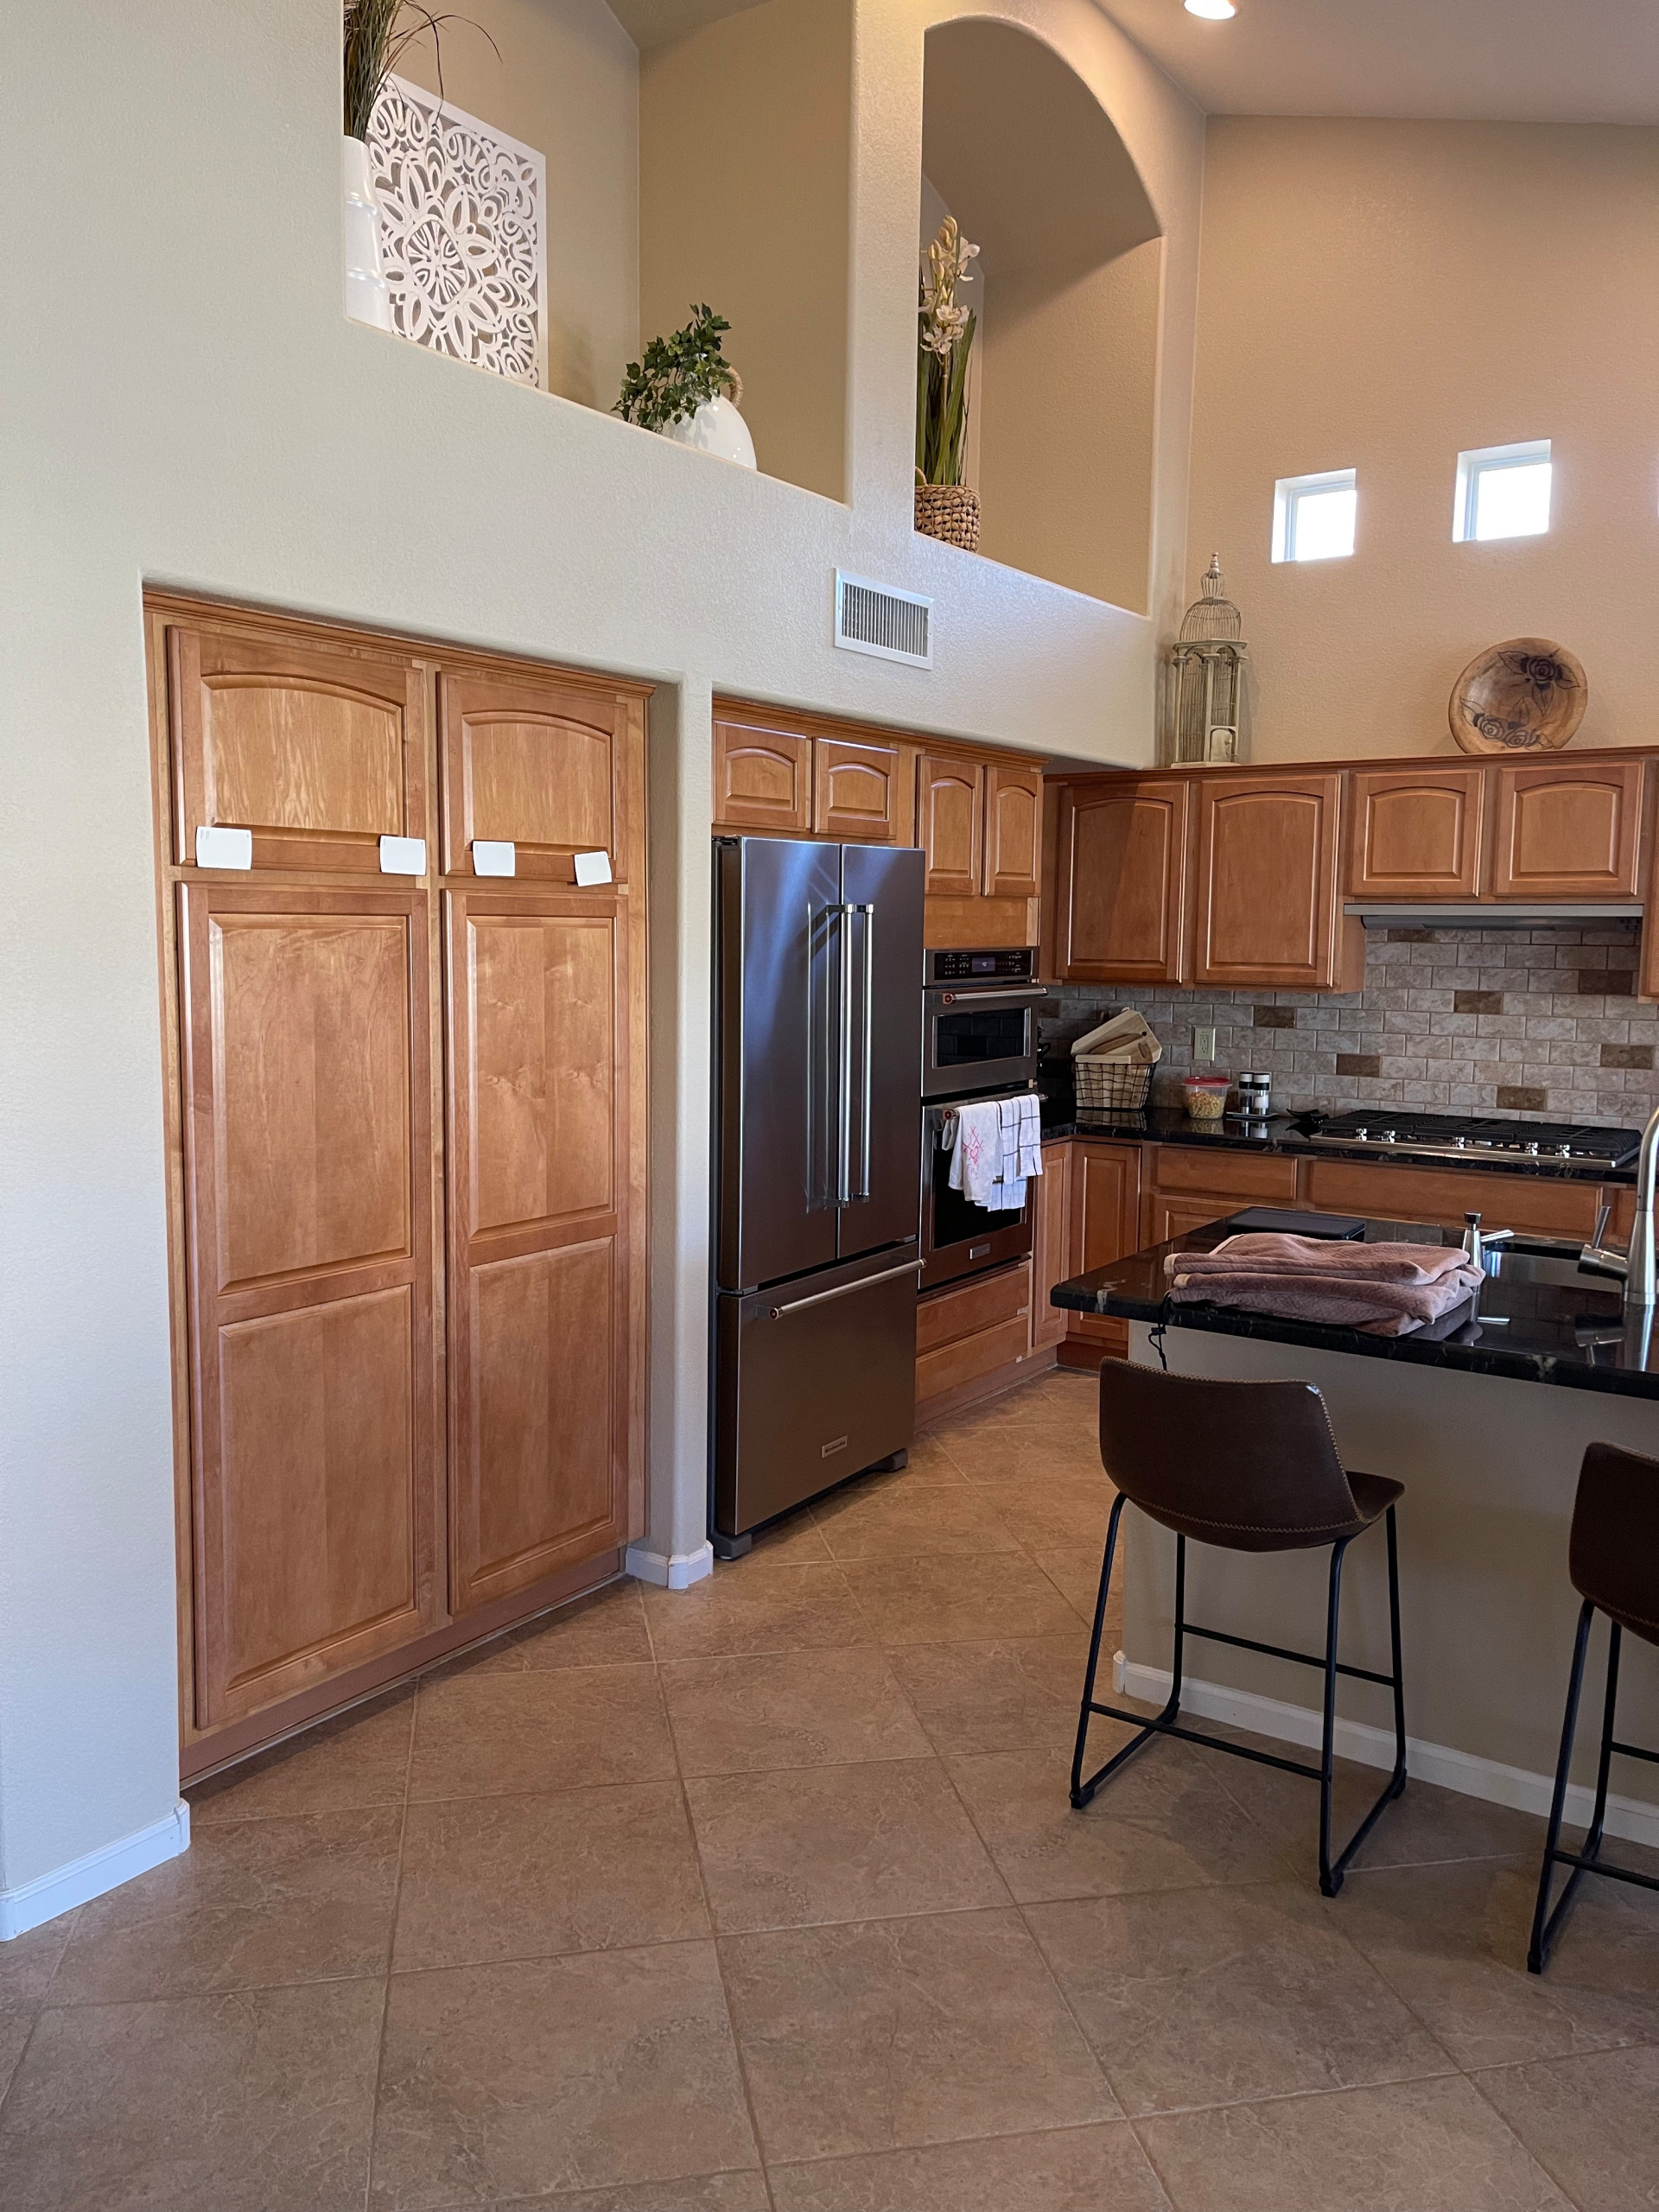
[367,76,546,389]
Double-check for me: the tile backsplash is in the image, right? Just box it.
[1041,923,1659,1127]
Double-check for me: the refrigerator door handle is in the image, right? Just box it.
[835,902,853,1205]
[854,900,874,1202]
[768,1255,923,1319]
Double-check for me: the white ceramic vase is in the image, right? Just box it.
[342,134,393,331]
[663,394,756,469]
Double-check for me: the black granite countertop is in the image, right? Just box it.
[1036,1099,1637,1187]
[1051,1217,1659,1402]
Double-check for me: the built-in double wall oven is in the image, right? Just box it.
[919,948,1046,1293]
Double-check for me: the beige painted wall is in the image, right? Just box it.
[640,0,851,500]
[395,0,640,410]
[0,0,1198,1904]
[980,238,1160,612]
[1188,118,1659,761]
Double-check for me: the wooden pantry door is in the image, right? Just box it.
[444,886,639,1612]
[176,881,442,1729]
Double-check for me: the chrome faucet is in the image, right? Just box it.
[1579,1101,1659,1307]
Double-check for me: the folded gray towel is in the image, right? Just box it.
[1174,1234,1471,1286]
[1163,1250,1484,1338]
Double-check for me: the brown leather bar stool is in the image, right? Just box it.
[1072,1358,1408,1896]
[1528,1439,1659,1974]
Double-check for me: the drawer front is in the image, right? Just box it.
[916,1315,1033,1402]
[1153,1149,1300,1202]
[1305,1160,1601,1238]
[916,1261,1032,1355]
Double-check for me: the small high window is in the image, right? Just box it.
[1454,441,1551,543]
[1271,469,1357,563]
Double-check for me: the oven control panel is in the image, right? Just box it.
[925,947,1037,985]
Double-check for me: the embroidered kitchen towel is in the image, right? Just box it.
[947,1100,1002,1207]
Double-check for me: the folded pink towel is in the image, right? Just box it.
[1173,1234,1472,1286]
[1159,1256,1486,1336]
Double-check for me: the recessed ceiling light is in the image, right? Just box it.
[1185,0,1237,18]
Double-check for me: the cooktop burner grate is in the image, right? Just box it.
[1309,1110,1641,1168]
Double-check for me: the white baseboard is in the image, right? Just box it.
[1115,1656,1659,1853]
[625,1540,714,1591]
[0,1802,190,1941]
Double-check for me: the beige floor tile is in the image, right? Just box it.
[812,1480,1021,1564]
[1026,1881,1452,2115]
[886,1634,1088,1755]
[186,1687,415,1824]
[748,1510,836,1563]
[719,1908,1117,2164]
[660,1649,931,1777]
[447,2179,772,2212]
[768,2122,1172,2210]
[393,1783,709,1971]
[0,2010,38,2106]
[895,1432,973,1484]
[409,1666,674,1802]
[1335,1856,1659,2070]
[642,1559,872,1662]
[944,1430,1107,1491]
[1137,2074,1571,2212]
[0,1977,385,2212]
[48,1808,401,2003]
[844,1554,1083,1647]
[0,1913,75,2007]
[1031,1547,1117,1629]
[684,1758,1006,1930]
[987,1478,1118,1554]
[442,1581,654,1675]
[1474,2041,1659,2212]
[370,1945,758,2210]
[945,1741,1289,1904]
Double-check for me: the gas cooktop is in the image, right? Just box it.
[1308,1110,1641,1169]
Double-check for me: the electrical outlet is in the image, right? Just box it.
[1195,1027,1217,1063]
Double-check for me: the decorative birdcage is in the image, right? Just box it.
[1162,555,1249,766]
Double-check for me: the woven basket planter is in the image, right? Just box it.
[914,482,981,551]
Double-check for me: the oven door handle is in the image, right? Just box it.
[929,985,1049,1008]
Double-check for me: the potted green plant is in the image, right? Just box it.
[613,305,756,467]
[914,217,980,549]
[340,3,493,330]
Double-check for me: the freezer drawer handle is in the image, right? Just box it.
[768,1256,923,1320]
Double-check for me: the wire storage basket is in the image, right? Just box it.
[1073,1055,1154,1114]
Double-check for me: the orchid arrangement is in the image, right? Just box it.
[915,218,980,487]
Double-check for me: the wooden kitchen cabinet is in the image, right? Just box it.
[1491,760,1643,899]
[915,1260,1034,1406]
[1030,1138,1075,1353]
[439,670,638,881]
[983,760,1043,897]
[1055,778,1191,983]
[175,880,442,1730]
[713,712,813,834]
[1304,1158,1605,1240]
[812,734,907,843]
[1193,770,1357,988]
[1062,1141,1143,1365]
[1144,1147,1299,1246]
[1347,767,1485,899]
[167,618,429,874]
[918,752,985,895]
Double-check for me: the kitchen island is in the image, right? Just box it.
[1052,1217,1659,1842]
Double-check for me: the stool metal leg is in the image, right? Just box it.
[1071,1503,1185,1808]
[1319,1507,1408,1898]
[1529,1598,1596,1974]
[1584,1620,1623,1870]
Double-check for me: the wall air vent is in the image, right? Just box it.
[834,571,932,668]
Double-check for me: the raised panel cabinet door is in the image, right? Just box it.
[714,715,813,834]
[1348,768,1484,899]
[168,620,427,874]
[918,753,985,896]
[446,887,634,1612]
[983,761,1043,898]
[1057,779,1191,982]
[1147,1192,1242,1244]
[176,883,440,1730]
[1066,1142,1141,1344]
[1030,1140,1074,1352]
[812,735,903,842]
[1491,760,1643,899]
[439,671,633,883]
[1194,772,1344,988]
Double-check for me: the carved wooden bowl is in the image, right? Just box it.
[1450,637,1587,754]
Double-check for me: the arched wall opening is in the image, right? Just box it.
[922,18,1164,612]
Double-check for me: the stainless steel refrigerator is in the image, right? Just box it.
[712,836,925,1558]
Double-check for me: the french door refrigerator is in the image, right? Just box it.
[712,836,925,1557]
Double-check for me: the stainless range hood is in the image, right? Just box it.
[1347,904,1643,930]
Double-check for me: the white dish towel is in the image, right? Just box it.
[947,1095,1044,1211]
